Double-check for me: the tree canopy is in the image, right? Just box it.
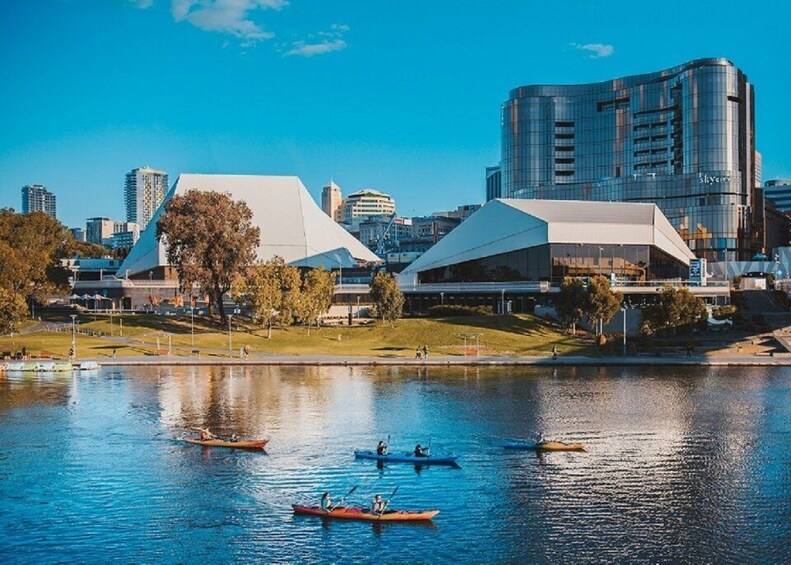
[237,257,301,338]
[296,267,335,333]
[584,275,623,335]
[555,277,586,334]
[370,271,405,324]
[642,285,708,335]
[157,190,260,321]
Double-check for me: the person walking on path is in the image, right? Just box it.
[415,347,422,359]
[423,344,429,359]
[552,345,558,360]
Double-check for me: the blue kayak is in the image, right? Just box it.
[354,450,459,465]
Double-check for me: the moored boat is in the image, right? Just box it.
[504,439,586,452]
[354,450,458,465]
[184,438,269,450]
[292,505,439,522]
[78,361,100,371]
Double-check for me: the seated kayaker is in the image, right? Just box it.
[320,492,332,511]
[229,434,239,443]
[376,441,388,456]
[371,494,385,514]
[414,444,428,457]
[533,433,546,445]
[199,428,215,441]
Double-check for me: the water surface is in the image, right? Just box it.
[1,365,789,563]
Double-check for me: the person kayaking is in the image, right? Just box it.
[320,492,332,511]
[414,444,428,457]
[371,494,386,514]
[533,432,546,445]
[376,440,388,456]
[199,428,215,441]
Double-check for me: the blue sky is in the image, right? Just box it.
[1,0,790,228]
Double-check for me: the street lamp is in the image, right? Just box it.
[440,292,445,306]
[356,296,361,319]
[621,305,627,356]
[70,314,77,360]
[599,246,604,276]
[228,314,233,354]
[191,305,195,347]
[500,289,505,315]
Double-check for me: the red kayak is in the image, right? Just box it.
[292,505,439,522]
[184,438,269,450]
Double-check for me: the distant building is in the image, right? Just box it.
[764,199,790,251]
[432,204,482,222]
[411,216,461,243]
[764,179,791,214]
[755,151,762,188]
[125,166,169,230]
[359,216,413,249]
[86,217,115,245]
[70,227,86,242]
[321,180,342,221]
[338,189,395,228]
[110,222,140,250]
[21,184,56,218]
[485,165,501,201]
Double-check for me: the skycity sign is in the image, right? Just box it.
[699,173,731,185]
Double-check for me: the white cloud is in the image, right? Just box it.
[285,38,346,57]
[171,0,288,43]
[572,42,614,58]
[286,23,349,57]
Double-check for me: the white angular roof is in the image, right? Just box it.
[399,199,694,279]
[118,174,379,277]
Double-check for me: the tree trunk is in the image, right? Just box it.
[216,288,226,322]
[571,322,576,336]
[266,319,272,339]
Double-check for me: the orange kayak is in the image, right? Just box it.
[184,438,269,450]
[504,439,586,452]
[292,505,439,522]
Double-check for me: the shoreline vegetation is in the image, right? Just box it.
[1,310,788,366]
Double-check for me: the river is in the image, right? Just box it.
[0,365,789,563]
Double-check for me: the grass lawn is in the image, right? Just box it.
[1,311,591,359]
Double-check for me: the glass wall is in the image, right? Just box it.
[501,59,759,260]
[417,244,688,283]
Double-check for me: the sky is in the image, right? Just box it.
[1,0,791,229]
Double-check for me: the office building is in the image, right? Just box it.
[110,222,140,250]
[21,184,56,218]
[411,216,461,243]
[86,217,115,245]
[70,227,86,242]
[500,58,759,261]
[321,180,342,221]
[337,189,396,228]
[764,179,791,214]
[432,204,482,222]
[125,167,169,230]
[486,165,502,201]
[359,216,413,250]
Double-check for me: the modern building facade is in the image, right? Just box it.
[337,189,396,228]
[432,204,482,222]
[500,58,759,261]
[358,216,413,249]
[86,217,115,245]
[21,184,56,218]
[486,165,502,201]
[321,180,342,220]
[70,227,86,242]
[125,167,169,230]
[764,179,791,214]
[109,222,140,250]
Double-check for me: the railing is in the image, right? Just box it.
[399,281,550,293]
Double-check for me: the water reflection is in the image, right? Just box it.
[0,365,788,563]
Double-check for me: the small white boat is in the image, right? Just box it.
[35,362,56,372]
[78,361,100,371]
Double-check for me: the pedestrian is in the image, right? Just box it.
[423,344,429,359]
[111,348,117,358]
[21,346,27,360]
[415,347,422,359]
[68,347,74,361]
[243,344,250,358]
[686,342,693,357]
[552,345,558,360]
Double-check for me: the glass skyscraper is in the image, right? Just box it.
[500,58,759,261]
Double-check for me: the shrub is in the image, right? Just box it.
[712,305,737,320]
[427,305,493,317]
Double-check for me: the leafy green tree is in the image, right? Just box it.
[238,257,301,338]
[584,275,623,336]
[0,286,27,335]
[157,190,260,321]
[296,267,335,334]
[370,271,405,325]
[555,277,586,335]
[642,285,707,335]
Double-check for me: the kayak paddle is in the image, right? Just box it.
[378,486,399,518]
[330,485,357,510]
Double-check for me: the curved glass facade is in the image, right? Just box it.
[501,58,759,261]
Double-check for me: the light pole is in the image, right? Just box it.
[440,292,445,306]
[70,314,77,360]
[191,306,195,347]
[621,305,627,356]
[501,289,505,315]
[598,246,603,276]
[356,296,360,319]
[228,314,233,354]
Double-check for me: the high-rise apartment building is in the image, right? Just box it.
[70,227,86,242]
[485,166,502,201]
[321,180,342,220]
[500,58,759,261]
[86,217,115,246]
[21,184,57,218]
[764,180,791,214]
[337,189,396,228]
[125,167,169,230]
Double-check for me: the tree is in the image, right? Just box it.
[584,275,623,336]
[157,190,260,321]
[296,267,335,334]
[370,271,405,325]
[642,285,707,335]
[238,257,301,338]
[555,277,586,335]
[0,286,27,335]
